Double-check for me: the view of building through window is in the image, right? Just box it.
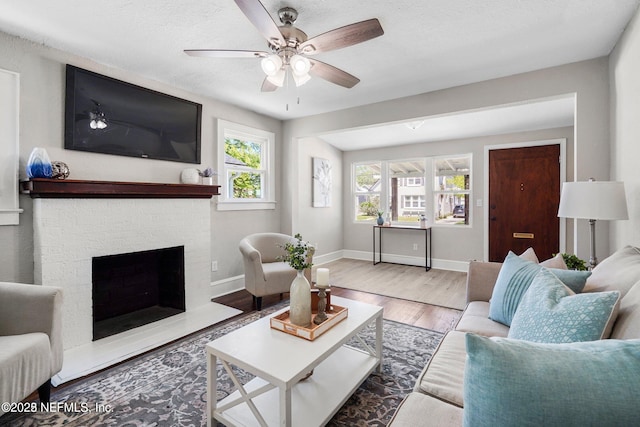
[353,155,471,226]
[433,156,471,225]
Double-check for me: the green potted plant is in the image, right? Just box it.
[556,253,588,271]
[279,234,313,327]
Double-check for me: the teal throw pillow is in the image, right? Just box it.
[509,268,620,343]
[463,334,640,427]
[488,252,591,326]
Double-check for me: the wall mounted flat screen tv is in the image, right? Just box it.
[64,65,202,164]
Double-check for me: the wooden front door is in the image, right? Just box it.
[488,144,560,262]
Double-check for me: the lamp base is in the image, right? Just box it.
[588,218,598,271]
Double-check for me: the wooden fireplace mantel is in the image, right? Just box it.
[20,178,221,199]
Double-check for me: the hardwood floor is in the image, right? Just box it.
[212,287,462,334]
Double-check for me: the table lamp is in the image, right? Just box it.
[557,179,628,270]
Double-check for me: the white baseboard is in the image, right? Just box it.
[212,252,469,300]
[210,275,245,298]
[312,250,344,265]
[342,250,468,272]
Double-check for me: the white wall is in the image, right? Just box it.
[610,7,640,249]
[0,30,282,284]
[284,58,610,263]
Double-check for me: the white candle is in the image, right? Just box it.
[316,268,330,288]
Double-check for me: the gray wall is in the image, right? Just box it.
[610,7,640,249]
[297,137,343,261]
[0,31,281,284]
[340,127,574,266]
[284,58,611,264]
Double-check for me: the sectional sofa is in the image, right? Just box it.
[388,245,640,426]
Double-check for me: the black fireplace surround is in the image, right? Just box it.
[92,246,185,340]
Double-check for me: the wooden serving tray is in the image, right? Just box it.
[270,305,348,341]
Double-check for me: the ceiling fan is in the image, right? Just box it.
[184,0,384,92]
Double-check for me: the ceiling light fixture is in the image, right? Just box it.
[260,54,282,76]
[405,120,425,130]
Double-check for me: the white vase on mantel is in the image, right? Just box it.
[289,270,311,327]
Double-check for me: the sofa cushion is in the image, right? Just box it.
[0,333,51,408]
[463,334,640,427]
[584,245,640,297]
[508,268,620,343]
[455,302,509,337]
[388,392,463,427]
[611,279,640,339]
[539,252,567,269]
[488,252,591,326]
[414,330,466,407]
[518,248,568,270]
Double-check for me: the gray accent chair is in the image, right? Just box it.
[0,282,63,414]
[239,233,314,310]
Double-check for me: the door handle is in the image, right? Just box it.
[490,216,497,221]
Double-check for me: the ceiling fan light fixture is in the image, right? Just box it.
[290,54,311,76]
[292,71,311,87]
[266,68,286,87]
[260,54,282,76]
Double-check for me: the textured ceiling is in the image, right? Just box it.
[0,0,637,122]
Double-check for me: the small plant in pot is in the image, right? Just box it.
[279,233,313,272]
[555,253,588,271]
[278,234,313,327]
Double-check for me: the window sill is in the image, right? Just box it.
[0,208,23,225]
[216,201,276,211]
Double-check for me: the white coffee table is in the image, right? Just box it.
[206,296,383,427]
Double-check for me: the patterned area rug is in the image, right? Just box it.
[1,302,443,427]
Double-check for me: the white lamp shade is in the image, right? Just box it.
[558,181,629,220]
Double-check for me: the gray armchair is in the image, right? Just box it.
[0,282,63,413]
[239,233,314,310]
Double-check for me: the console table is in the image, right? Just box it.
[373,225,432,271]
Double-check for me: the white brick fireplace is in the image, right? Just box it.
[31,186,214,350]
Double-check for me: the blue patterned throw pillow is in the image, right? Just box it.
[488,252,591,326]
[463,334,640,427]
[509,268,620,343]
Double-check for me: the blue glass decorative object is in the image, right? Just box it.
[26,147,53,178]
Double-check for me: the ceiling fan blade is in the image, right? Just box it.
[234,0,286,48]
[300,18,384,55]
[184,49,268,58]
[308,59,360,88]
[261,77,278,92]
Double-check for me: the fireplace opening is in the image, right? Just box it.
[92,246,185,341]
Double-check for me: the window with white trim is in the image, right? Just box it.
[433,155,471,225]
[217,120,275,211]
[352,155,471,226]
[0,68,21,225]
[353,162,382,222]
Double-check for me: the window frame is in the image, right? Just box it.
[217,119,276,211]
[352,161,383,223]
[0,68,22,225]
[351,154,472,227]
[432,154,472,227]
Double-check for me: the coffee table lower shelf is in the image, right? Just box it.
[214,345,378,427]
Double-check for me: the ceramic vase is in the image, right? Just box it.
[376,214,384,225]
[289,270,311,327]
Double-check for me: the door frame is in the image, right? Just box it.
[483,139,567,261]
